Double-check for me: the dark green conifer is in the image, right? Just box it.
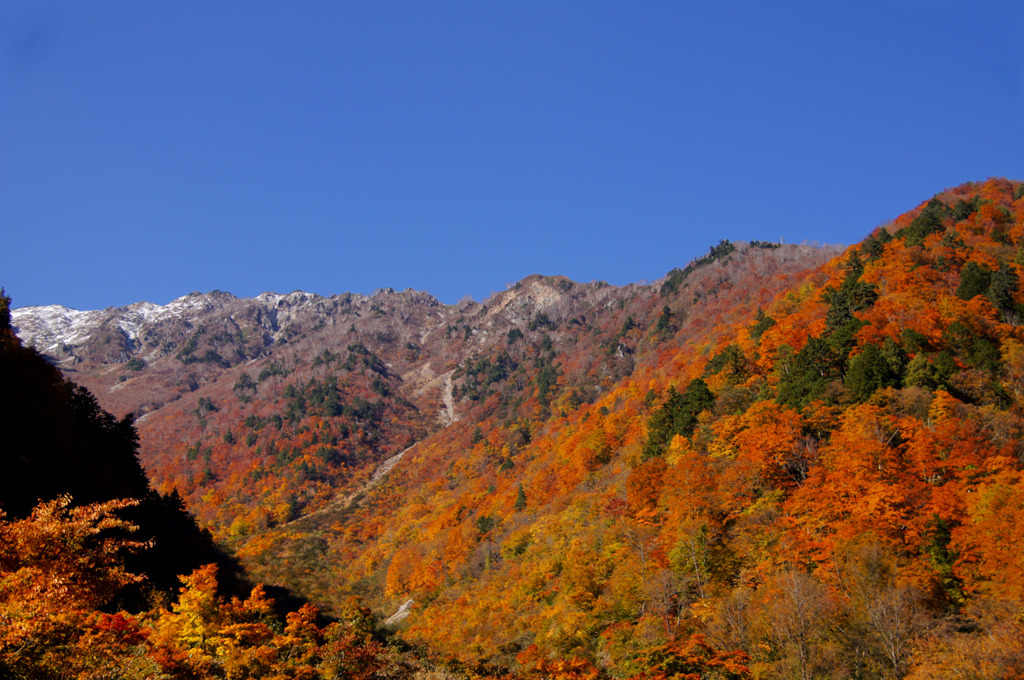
[514,483,527,511]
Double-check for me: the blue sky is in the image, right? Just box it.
[2,1,1022,310]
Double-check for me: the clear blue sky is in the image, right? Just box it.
[2,1,1022,310]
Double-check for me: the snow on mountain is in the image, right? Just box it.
[10,304,109,356]
[10,291,320,363]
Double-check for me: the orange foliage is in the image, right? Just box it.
[24,179,1024,678]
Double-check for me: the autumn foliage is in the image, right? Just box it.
[0,498,396,679]
[6,178,1024,678]
[257,179,1024,679]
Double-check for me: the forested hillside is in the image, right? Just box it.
[228,178,1024,679]
[8,178,1024,679]
[0,291,243,602]
[0,292,419,678]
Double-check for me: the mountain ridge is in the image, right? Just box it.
[12,242,833,423]
[23,192,1024,677]
[7,179,1024,677]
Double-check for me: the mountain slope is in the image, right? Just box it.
[12,242,833,543]
[192,179,1024,679]
[0,299,431,678]
[14,179,1024,679]
[337,178,1024,678]
[0,290,250,606]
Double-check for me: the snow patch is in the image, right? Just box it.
[11,290,325,360]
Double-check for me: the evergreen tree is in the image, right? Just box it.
[988,263,1020,319]
[0,288,10,332]
[956,262,992,301]
[642,379,715,459]
[845,343,902,401]
[514,483,527,511]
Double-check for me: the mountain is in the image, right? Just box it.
[0,298,424,677]
[315,178,1021,679]
[12,242,833,539]
[0,291,252,602]
[10,177,1024,679]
